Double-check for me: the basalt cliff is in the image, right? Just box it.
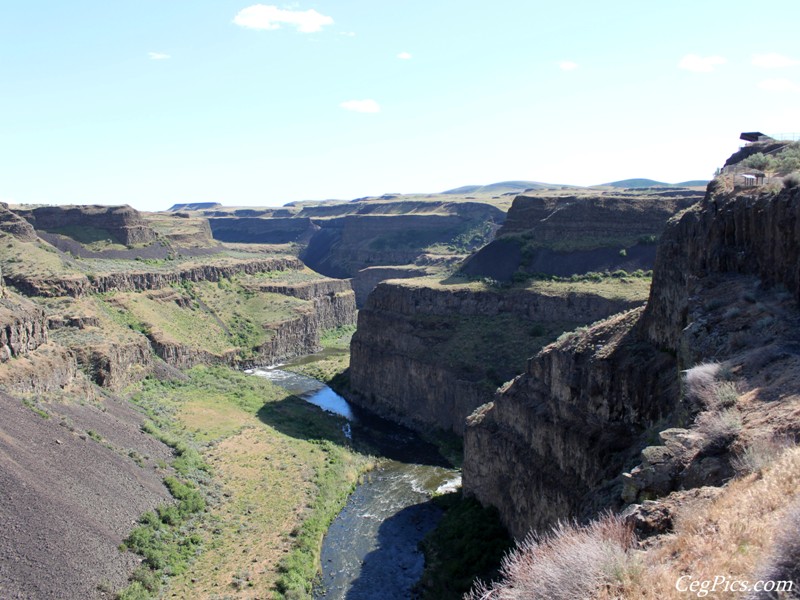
[344,188,695,435]
[463,179,800,540]
[0,203,357,598]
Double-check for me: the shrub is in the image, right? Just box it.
[742,152,775,172]
[696,408,742,451]
[783,172,800,189]
[683,362,721,408]
[467,515,634,600]
[732,436,794,475]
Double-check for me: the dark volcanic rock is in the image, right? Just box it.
[462,183,800,540]
[461,191,699,280]
[0,204,38,242]
[348,282,644,434]
[0,390,171,600]
[0,291,48,361]
[15,204,157,246]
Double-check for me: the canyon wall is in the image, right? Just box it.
[461,190,701,280]
[462,183,800,540]
[5,256,304,298]
[14,204,157,245]
[348,280,645,433]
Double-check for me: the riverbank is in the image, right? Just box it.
[117,365,373,599]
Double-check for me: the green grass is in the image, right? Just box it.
[125,366,371,599]
[285,325,356,385]
[106,278,310,359]
[0,232,78,279]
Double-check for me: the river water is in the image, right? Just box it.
[251,359,460,600]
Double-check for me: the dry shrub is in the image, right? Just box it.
[466,515,634,600]
[696,408,743,451]
[684,362,721,409]
[733,437,796,476]
[747,498,800,599]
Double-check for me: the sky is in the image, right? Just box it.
[1,1,799,211]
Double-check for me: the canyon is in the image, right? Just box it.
[1,152,799,599]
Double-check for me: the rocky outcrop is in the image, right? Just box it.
[461,191,700,280]
[71,338,154,390]
[0,342,80,395]
[15,204,157,246]
[90,257,304,294]
[462,183,800,540]
[350,266,429,307]
[0,203,38,241]
[644,181,800,350]
[6,257,305,298]
[249,277,352,301]
[348,281,644,434]
[5,273,92,298]
[0,292,48,361]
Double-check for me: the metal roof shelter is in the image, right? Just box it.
[740,132,774,143]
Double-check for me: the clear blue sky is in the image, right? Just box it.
[1,1,798,210]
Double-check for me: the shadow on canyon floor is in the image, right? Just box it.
[256,394,454,468]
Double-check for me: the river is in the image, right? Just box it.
[250,359,460,600]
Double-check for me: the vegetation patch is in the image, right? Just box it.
[407,312,578,387]
[126,366,371,599]
[284,325,356,386]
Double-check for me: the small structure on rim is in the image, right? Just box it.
[741,171,766,187]
[740,132,773,143]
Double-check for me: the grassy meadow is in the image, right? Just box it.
[118,366,372,599]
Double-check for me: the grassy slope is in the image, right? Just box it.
[124,366,371,599]
[108,276,311,358]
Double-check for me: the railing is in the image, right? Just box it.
[768,132,800,142]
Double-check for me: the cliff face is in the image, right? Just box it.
[0,291,48,361]
[462,183,800,540]
[461,191,700,280]
[0,203,38,242]
[301,214,473,278]
[15,204,157,245]
[348,280,646,433]
[350,266,429,307]
[463,310,676,539]
[209,217,317,244]
[7,256,304,298]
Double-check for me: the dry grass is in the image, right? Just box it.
[466,515,634,600]
[603,446,800,599]
[467,447,800,600]
[167,427,314,598]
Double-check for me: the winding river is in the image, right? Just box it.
[251,356,460,599]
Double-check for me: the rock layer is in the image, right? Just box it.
[462,183,800,540]
[348,281,643,433]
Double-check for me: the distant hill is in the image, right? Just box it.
[442,181,570,195]
[599,178,709,189]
